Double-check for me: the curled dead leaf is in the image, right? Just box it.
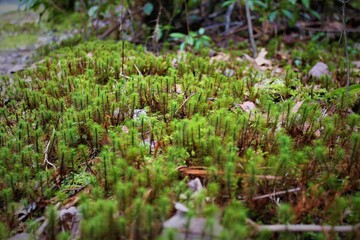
[175,84,183,94]
[255,48,272,67]
[121,125,129,134]
[243,48,272,70]
[309,62,330,79]
[240,101,256,113]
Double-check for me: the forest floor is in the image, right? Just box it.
[0,2,77,75]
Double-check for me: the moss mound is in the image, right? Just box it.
[0,40,359,239]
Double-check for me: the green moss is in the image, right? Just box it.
[1,39,359,239]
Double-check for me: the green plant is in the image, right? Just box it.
[170,28,212,51]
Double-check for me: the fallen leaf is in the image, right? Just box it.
[59,207,81,238]
[255,48,272,67]
[355,43,360,51]
[309,62,330,78]
[175,84,183,94]
[133,109,147,120]
[243,53,256,64]
[162,202,223,239]
[113,108,120,119]
[352,61,360,68]
[210,52,230,64]
[243,49,271,71]
[224,68,235,77]
[174,202,189,213]
[240,101,256,113]
[121,125,129,134]
[188,178,203,194]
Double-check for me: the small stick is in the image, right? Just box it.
[120,0,125,78]
[44,129,56,170]
[225,2,235,47]
[239,187,301,201]
[244,0,257,57]
[340,0,350,97]
[174,92,195,116]
[247,219,360,233]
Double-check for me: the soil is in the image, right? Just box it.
[0,0,76,75]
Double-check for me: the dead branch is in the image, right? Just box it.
[246,218,360,233]
[340,0,351,96]
[174,93,195,116]
[44,128,56,170]
[244,0,257,57]
[238,187,301,202]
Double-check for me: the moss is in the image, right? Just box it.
[1,39,359,239]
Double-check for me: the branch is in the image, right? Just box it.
[244,0,257,57]
[238,187,301,202]
[340,0,350,97]
[174,93,195,116]
[44,128,56,170]
[224,2,235,47]
[246,219,360,233]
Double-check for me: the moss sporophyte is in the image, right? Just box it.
[0,40,359,239]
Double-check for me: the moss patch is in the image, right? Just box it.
[0,40,359,239]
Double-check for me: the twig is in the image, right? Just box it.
[205,21,244,31]
[244,0,257,57]
[246,219,360,233]
[253,187,301,200]
[99,22,121,40]
[225,2,235,47]
[303,27,360,33]
[340,0,351,97]
[174,93,195,116]
[184,0,190,35]
[79,0,88,40]
[44,128,56,170]
[152,6,162,54]
[132,62,143,77]
[120,0,125,78]
[47,0,66,13]
[239,187,301,201]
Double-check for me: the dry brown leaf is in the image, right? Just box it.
[243,49,271,71]
[240,101,256,113]
[243,53,256,64]
[255,48,272,67]
[210,52,230,64]
[309,62,330,78]
[224,68,235,77]
[175,84,183,94]
[121,125,129,134]
[352,61,360,68]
